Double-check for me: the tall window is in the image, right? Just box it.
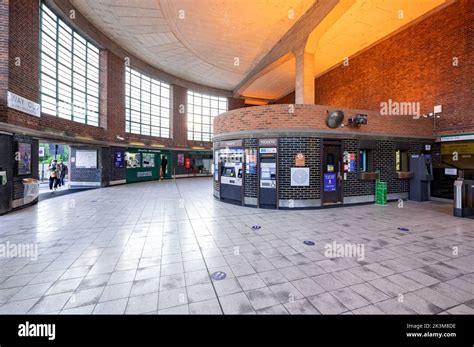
[396,150,409,172]
[125,67,171,138]
[40,3,100,126]
[187,91,227,141]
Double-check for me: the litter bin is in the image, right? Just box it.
[22,178,40,205]
[454,179,474,217]
[376,180,387,206]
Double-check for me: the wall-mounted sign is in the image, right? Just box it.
[259,138,278,147]
[291,167,309,186]
[327,165,334,172]
[137,171,152,177]
[219,140,243,148]
[259,147,277,154]
[245,149,257,174]
[76,150,97,169]
[114,151,124,168]
[18,143,32,175]
[324,173,337,192]
[349,153,356,173]
[38,147,45,158]
[445,168,457,176]
[425,144,432,151]
[185,157,191,169]
[177,153,185,166]
[295,153,305,167]
[7,91,41,117]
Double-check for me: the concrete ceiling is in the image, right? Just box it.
[240,0,449,101]
[71,0,315,91]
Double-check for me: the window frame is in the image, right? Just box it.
[395,149,409,172]
[187,91,227,141]
[125,66,171,138]
[39,3,100,127]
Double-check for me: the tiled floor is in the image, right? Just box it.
[0,177,473,315]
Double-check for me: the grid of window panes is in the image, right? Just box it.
[125,67,171,138]
[187,91,227,141]
[40,3,100,126]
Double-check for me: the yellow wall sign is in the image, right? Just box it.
[441,141,474,155]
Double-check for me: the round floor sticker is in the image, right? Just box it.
[398,227,410,232]
[251,225,261,230]
[211,271,227,281]
[303,240,315,246]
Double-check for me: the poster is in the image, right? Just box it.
[115,151,124,168]
[76,150,97,169]
[177,153,185,166]
[126,152,141,168]
[18,143,31,175]
[324,173,337,192]
[245,149,257,174]
[142,153,155,168]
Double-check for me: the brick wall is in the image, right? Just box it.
[0,0,9,123]
[278,137,321,200]
[214,104,433,138]
[243,138,258,199]
[315,0,474,136]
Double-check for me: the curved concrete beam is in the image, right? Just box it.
[233,0,339,98]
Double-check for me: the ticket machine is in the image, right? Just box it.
[409,154,433,201]
[219,145,243,205]
[258,139,278,208]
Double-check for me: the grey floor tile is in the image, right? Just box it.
[64,287,105,309]
[46,278,83,296]
[284,298,321,314]
[158,304,189,314]
[0,298,40,314]
[185,270,211,286]
[108,270,137,285]
[268,282,304,304]
[257,304,289,314]
[446,304,474,314]
[329,287,370,311]
[219,292,254,314]
[213,278,242,297]
[29,292,73,314]
[126,292,158,314]
[158,287,188,310]
[351,283,390,304]
[131,278,160,296]
[308,292,349,314]
[246,288,280,311]
[236,274,266,291]
[99,282,133,302]
[312,273,346,291]
[187,283,216,303]
[160,274,186,291]
[291,278,325,297]
[189,298,222,314]
[258,269,287,286]
[93,298,128,314]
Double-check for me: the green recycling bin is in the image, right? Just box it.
[375,180,387,206]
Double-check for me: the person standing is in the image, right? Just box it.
[58,160,68,188]
[48,160,59,192]
[161,155,168,180]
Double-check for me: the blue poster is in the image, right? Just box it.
[324,173,337,192]
[115,151,125,168]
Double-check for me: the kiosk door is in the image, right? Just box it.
[322,144,342,204]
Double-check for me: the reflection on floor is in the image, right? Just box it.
[0,177,473,314]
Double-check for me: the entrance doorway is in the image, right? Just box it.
[322,141,343,204]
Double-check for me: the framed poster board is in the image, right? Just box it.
[18,142,32,175]
[76,150,98,169]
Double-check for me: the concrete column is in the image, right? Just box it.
[294,46,315,104]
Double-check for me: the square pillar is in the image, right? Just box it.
[294,46,315,104]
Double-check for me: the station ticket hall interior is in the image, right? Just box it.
[0,0,473,338]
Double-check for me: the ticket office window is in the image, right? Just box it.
[359,149,374,172]
[396,150,409,172]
